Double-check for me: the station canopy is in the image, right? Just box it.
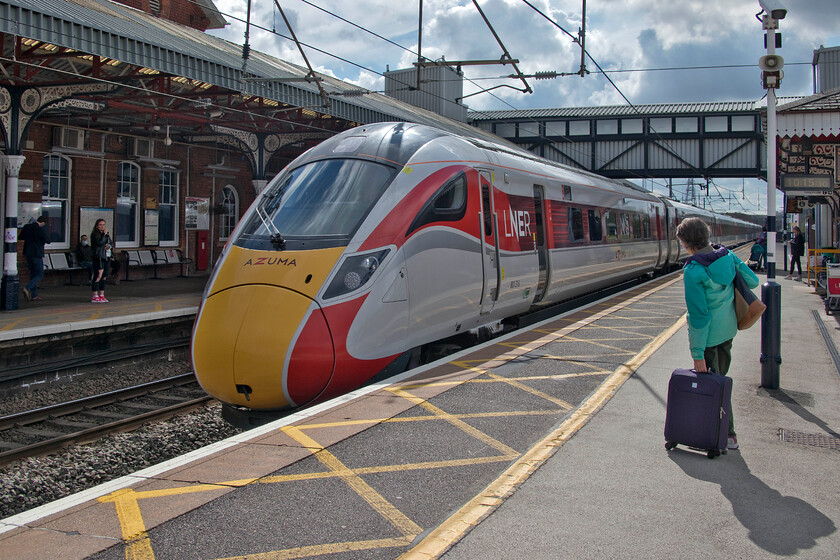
[0,0,505,160]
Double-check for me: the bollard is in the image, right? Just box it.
[760,280,781,389]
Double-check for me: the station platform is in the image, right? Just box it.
[1,253,838,559]
[0,274,208,340]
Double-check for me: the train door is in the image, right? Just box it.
[479,171,500,315]
[532,185,549,302]
[654,207,664,268]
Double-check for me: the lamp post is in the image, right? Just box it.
[758,0,786,389]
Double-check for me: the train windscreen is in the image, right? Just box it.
[235,159,394,250]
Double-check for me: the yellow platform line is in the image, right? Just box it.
[398,313,687,560]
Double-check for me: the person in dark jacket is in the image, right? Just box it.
[19,215,50,301]
[786,226,805,281]
[676,217,760,450]
[90,218,113,303]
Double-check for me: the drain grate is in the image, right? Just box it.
[779,429,840,450]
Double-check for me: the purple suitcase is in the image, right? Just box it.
[664,368,732,459]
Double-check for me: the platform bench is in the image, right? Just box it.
[45,252,90,285]
[122,249,158,280]
[156,248,192,277]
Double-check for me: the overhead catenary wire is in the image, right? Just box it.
[204,0,761,206]
[5,2,771,212]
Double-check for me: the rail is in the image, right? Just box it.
[0,373,211,465]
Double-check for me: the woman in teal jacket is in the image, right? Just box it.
[676,217,760,449]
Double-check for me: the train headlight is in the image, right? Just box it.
[324,249,390,299]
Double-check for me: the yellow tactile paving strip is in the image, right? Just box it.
[0,275,690,560]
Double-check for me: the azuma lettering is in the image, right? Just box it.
[244,257,297,267]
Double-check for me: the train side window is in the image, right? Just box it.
[588,209,603,241]
[569,207,584,242]
[619,213,631,239]
[643,215,651,239]
[406,173,468,235]
[632,214,642,239]
[605,211,618,239]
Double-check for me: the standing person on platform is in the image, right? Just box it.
[19,215,50,301]
[676,217,759,451]
[756,226,767,270]
[786,226,805,281]
[90,219,113,303]
[75,234,94,280]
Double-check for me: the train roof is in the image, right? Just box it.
[297,123,657,197]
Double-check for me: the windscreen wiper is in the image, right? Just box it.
[255,204,286,249]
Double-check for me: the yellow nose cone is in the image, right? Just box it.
[192,284,333,410]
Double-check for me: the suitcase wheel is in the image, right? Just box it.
[707,450,720,459]
[665,441,678,451]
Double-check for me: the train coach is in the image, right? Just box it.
[191,122,759,425]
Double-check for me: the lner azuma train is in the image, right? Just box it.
[191,122,759,426]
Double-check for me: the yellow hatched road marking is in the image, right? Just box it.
[386,388,519,458]
[282,425,422,539]
[398,313,688,560]
[485,373,574,410]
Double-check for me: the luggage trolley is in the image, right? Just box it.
[825,263,840,315]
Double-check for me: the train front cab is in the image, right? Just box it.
[192,156,397,413]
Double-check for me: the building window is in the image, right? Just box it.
[544,121,566,136]
[705,116,728,132]
[621,119,643,134]
[569,120,590,136]
[158,170,179,246]
[675,117,698,133]
[219,185,239,240]
[650,118,672,134]
[496,123,516,137]
[731,115,754,131]
[597,120,618,135]
[117,161,140,246]
[519,122,540,137]
[41,154,71,248]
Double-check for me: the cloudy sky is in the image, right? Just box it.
[206,1,840,214]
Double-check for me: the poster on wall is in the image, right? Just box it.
[185,197,210,230]
[17,202,42,226]
[79,207,114,245]
[144,209,159,245]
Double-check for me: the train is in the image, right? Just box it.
[191,122,760,426]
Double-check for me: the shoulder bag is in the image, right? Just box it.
[733,271,766,330]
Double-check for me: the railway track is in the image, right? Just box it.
[0,373,211,466]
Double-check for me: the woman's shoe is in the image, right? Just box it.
[22,287,31,301]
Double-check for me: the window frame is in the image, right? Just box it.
[219,185,239,241]
[407,172,469,236]
[41,153,71,249]
[116,161,141,248]
[157,169,179,247]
